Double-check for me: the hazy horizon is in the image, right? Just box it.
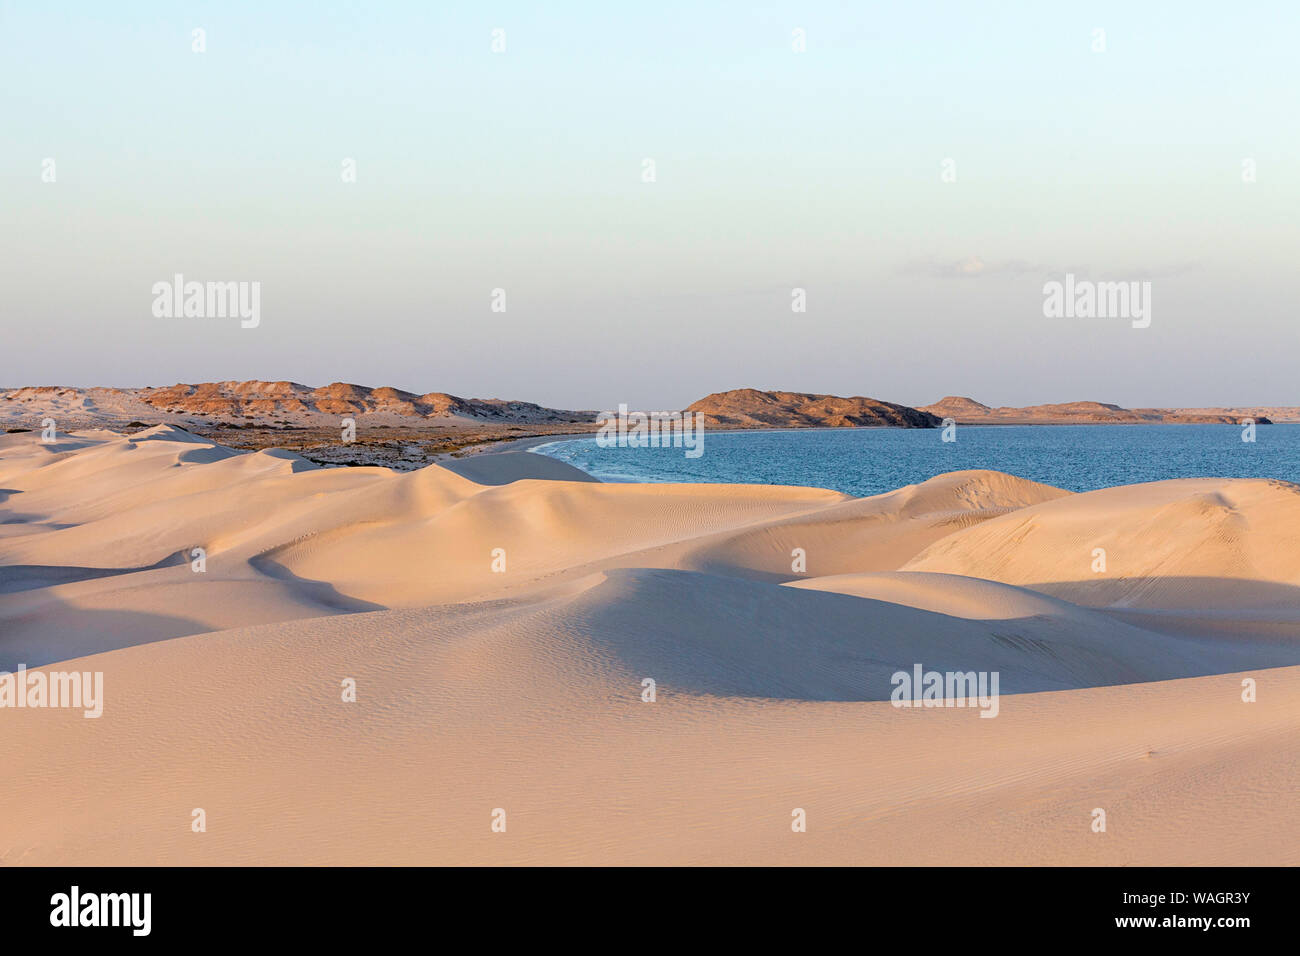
[4,1,1296,410]
[2,377,1297,416]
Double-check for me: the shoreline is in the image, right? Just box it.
[497,423,1300,494]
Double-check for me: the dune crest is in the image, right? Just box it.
[903,477,1300,609]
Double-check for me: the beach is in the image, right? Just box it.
[2,425,1298,865]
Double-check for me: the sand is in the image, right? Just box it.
[2,425,1298,865]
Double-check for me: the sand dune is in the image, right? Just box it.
[904,478,1300,609]
[2,427,1298,864]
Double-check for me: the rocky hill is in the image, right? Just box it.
[686,389,941,428]
[922,396,1290,425]
[4,383,1291,433]
[0,382,595,429]
[135,381,592,424]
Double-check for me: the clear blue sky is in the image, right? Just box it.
[2,1,1296,409]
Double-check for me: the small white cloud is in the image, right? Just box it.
[901,256,1047,279]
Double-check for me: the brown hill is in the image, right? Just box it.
[136,381,596,423]
[687,389,941,428]
[1,381,595,428]
[921,396,1287,425]
[925,396,992,417]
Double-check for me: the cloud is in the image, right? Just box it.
[900,256,1048,279]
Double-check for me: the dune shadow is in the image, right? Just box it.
[567,568,1300,702]
[437,452,599,485]
[0,552,188,595]
[247,554,387,613]
[0,604,213,670]
[1023,576,1300,614]
[0,518,76,529]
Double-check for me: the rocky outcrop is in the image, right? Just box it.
[921,396,1285,425]
[686,389,941,428]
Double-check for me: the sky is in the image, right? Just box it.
[2,1,1297,410]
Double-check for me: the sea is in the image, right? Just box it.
[530,424,1300,496]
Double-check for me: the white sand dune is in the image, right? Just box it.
[2,427,1298,864]
[904,477,1300,609]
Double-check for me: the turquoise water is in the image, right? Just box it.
[532,425,1300,496]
